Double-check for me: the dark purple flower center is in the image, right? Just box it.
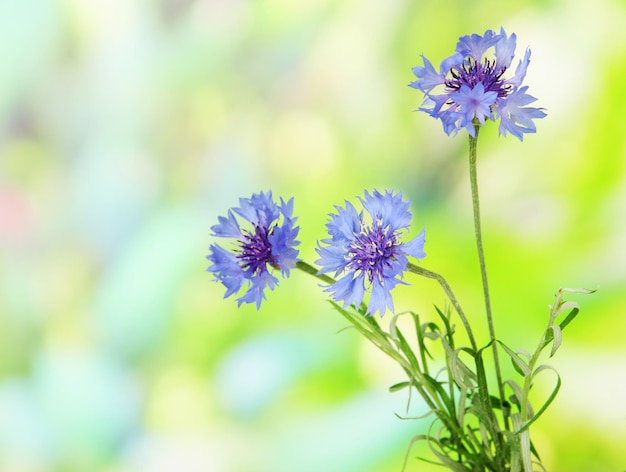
[348,221,399,283]
[445,57,510,98]
[237,225,278,275]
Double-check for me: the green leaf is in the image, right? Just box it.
[503,429,521,472]
[393,408,435,421]
[393,323,421,373]
[414,316,437,365]
[427,440,473,472]
[423,373,454,416]
[511,413,533,472]
[547,325,562,357]
[504,379,529,416]
[542,300,580,353]
[329,300,391,353]
[561,287,596,295]
[498,341,531,376]
[434,305,455,347]
[441,339,477,389]
[547,287,594,333]
[555,303,579,330]
[518,365,562,434]
[389,381,411,392]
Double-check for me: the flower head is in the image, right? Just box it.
[207,191,300,309]
[409,27,546,140]
[316,190,426,317]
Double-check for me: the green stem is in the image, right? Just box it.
[468,126,509,431]
[295,260,336,285]
[409,261,505,469]
[296,260,463,436]
[406,262,477,351]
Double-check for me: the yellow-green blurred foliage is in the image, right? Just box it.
[1,0,625,471]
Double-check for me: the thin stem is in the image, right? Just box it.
[406,262,477,351]
[296,260,464,438]
[295,260,336,285]
[468,125,509,431]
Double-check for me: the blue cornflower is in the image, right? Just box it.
[409,27,546,140]
[207,191,300,309]
[315,190,426,317]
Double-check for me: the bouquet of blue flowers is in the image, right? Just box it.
[207,28,592,472]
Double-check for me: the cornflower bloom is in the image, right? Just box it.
[315,190,426,317]
[207,191,300,309]
[409,27,546,140]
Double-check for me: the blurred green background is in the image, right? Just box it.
[1,0,625,471]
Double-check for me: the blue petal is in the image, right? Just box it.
[497,87,546,141]
[206,244,245,298]
[269,223,300,275]
[325,200,361,242]
[325,274,366,310]
[315,242,350,275]
[403,227,427,260]
[359,190,412,231]
[494,27,517,70]
[368,279,395,317]
[506,48,531,89]
[409,55,445,92]
[386,253,410,283]
[420,93,452,119]
[439,52,465,75]
[279,196,295,220]
[439,109,464,136]
[234,191,279,227]
[453,83,498,126]
[237,271,279,310]
[211,210,242,238]
[456,29,500,60]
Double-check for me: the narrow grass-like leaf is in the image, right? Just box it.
[393,323,421,373]
[428,447,472,472]
[547,325,562,357]
[499,341,531,376]
[466,398,494,430]
[434,305,455,348]
[561,287,596,295]
[554,304,579,330]
[476,422,492,461]
[329,301,393,355]
[546,300,579,344]
[362,306,390,336]
[502,429,521,472]
[413,314,436,373]
[388,310,407,339]
[389,381,411,392]
[518,365,561,434]
[512,413,533,472]
[516,349,532,361]
[543,287,595,350]
[441,339,477,389]
[422,322,441,341]
[504,379,528,416]
[553,300,579,319]
[455,384,469,426]
[401,434,429,472]
[394,408,435,421]
[463,425,483,456]
[531,458,547,471]
[472,341,505,460]
[423,373,455,416]
[530,439,542,462]
[426,434,473,472]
